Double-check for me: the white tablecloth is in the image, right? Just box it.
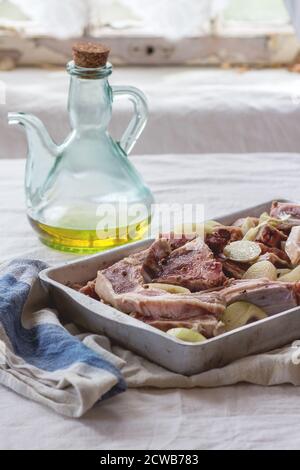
[1,154,300,450]
[1,67,300,157]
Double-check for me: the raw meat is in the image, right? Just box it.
[153,237,226,291]
[219,279,298,315]
[285,226,300,266]
[205,225,243,254]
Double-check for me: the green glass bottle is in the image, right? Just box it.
[9,42,154,253]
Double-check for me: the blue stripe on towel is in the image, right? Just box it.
[0,261,127,399]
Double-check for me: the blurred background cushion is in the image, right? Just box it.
[1,66,300,158]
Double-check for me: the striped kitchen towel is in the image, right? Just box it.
[0,259,127,417]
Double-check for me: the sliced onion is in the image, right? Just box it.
[167,328,206,343]
[145,283,191,294]
[243,261,277,281]
[222,302,267,332]
[278,265,300,282]
[224,240,261,263]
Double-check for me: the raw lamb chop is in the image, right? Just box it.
[95,237,226,320]
[96,274,225,320]
[152,237,226,291]
[219,279,298,315]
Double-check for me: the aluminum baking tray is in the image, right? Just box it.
[39,199,300,376]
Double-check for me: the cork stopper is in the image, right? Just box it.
[72,42,110,69]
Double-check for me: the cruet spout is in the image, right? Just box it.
[8,112,60,206]
[8,112,59,159]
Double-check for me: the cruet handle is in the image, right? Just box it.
[112,86,149,155]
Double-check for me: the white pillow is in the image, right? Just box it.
[88,0,230,38]
[88,0,140,30]
[10,0,88,38]
[2,0,231,39]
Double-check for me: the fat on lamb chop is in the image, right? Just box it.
[219,278,298,316]
[95,237,226,321]
[130,313,226,338]
[96,270,225,321]
[111,288,225,321]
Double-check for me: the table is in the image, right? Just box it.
[1,154,300,450]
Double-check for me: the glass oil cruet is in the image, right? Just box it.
[8,42,154,253]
